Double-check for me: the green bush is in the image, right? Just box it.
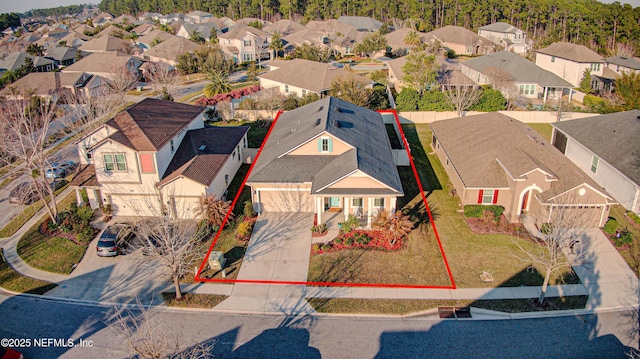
[244,200,256,218]
[628,211,640,225]
[541,223,554,235]
[339,214,360,234]
[603,217,619,234]
[613,229,633,247]
[418,89,452,111]
[469,88,507,112]
[463,205,504,219]
[395,88,419,111]
[236,221,253,240]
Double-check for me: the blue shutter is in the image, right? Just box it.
[328,138,333,152]
[318,138,322,152]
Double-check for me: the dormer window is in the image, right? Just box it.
[318,137,333,153]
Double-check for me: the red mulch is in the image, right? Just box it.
[464,214,527,237]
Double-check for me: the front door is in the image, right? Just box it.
[329,197,340,208]
[521,191,529,212]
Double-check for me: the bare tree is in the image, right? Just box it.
[0,96,61,223]
[485,67,520,110]
[442,82,482,116]
[109,299,214,358]
[106,63,138,106]
[330,74,371,107]
[146,62,179,99]
[194,193,233,228]
[513,199,591,305]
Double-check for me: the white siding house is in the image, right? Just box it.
[535,42,605,87]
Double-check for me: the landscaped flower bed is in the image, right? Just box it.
[311,229,404,255]
[196,85,262,106]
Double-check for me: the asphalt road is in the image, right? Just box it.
[0,293,637,358]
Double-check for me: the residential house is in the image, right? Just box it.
[0,71,96,101]
[430,113,614,227]
[185,11,213,24]
[246,97,403,227]
[263,20,304,36]
[138,12,163,22]
[258,59,372,97]
[137,30,176,50]
[535,42,605,87]
[478,22,531,54]
[142,36,203,66]
[282,28,326,53]
[605,56,640,76]
[428,25,495,55]
[95,25,131,39]
[158,13,184,25]
[0,52,54,73]
[460,51,574,103]
[72,98,249,218]
[304,19,364,55]
[93,12,114,27]
[113,14,136,25]
[551,110,640,214]
[43,27,70,41]
[59,31,91,47]
[79,36,133,53]
[131,23,155,36]
[384,28,434,55]
[337,16,383,32]
[386,55,408,90]
[73,24,95,35]
[44,46,78,67]
[219,26,271,63]
[62,52,143,80]
[176,23,218,42]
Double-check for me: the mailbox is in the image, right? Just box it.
[208,251,226,271]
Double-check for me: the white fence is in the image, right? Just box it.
[244,148,259,164]
[397,110,599,124]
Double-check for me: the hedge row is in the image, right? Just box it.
[463,205,505,219]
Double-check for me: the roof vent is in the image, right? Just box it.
[318,106,323,111]
[290,128,296,133]
[198,145,206,151]
[315,118,321,126]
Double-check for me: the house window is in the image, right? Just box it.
[352,198,363,207]
[243,137,247,147]
[284,84,289,93]
[373,198,385,207]
[243,39,251,47]
[302,89,307,95]
[591,155,599,173]
[232,150,236,159]
[170,139,174,152]
[551,56,556,63]
[590,63,601,72]
[519,84,535,96]
[478,189,498,204]
[225,174,229,185]
[318,137,332,153]
[103,153,127,172]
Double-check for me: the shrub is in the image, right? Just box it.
[236,221,253,240]
[76,226,97,244]
[464,205,504,219]
[418,89,452,111]
[339,214,360,234]
[613,229,633,247]
[628,211,640,225]
[603,217,619,234]
[469,87,507,112]
[540,223,554,235]
[311,223,327,233]
[395,88,420,111]
[244,201,256,218]
[76,205,94,222]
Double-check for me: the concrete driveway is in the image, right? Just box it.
[214,212,316,314]
[44,223,169,305]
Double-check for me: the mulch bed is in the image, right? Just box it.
[464,214,527,237]
[39,220,89,246]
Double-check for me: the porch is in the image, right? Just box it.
[314,195,397,229]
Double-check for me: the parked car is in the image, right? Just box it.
[96,224,134,257]
[0,346,23,359]
[45,163,67,179]
[8,181,48,205]
[58,160,77,173]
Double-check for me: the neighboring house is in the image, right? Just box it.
[93,12,114,27]
[386,55,408,90]
[158,13,184,25]
[137,29,176,50]
[551,110,640,214]
[460,50,574,103]
[219,26,271,62]
[430,113,614,227]
[44,28,70,41]
[79,36,133,53]
[59,31,91,47]
[337,16,383,32]
[185,11,213,24]
[605,56,640,76]
[304,19,363,55]
[535,42,605,87]
[246,97,403,227]
[478,22,531,54]
[0,71,95,100]
[138,12,163,21]
[95,25,131,39]
[44,46,77,67]
[263,20,304,36]
[384,28,434,54]
[73,24,94,35]
[428,26,496,55]
[176,22,218,42]
[0,52,54,73]
[142,36,203,66]
[113,14,136,25]
[258,58,372,97]
[62,52,143,80]
[72,98,249,218]
[131,23,155,36]
[282,28,326,51]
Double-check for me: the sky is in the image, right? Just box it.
[0,0,638,14]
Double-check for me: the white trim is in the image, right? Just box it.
[277,132,353,158]
[314,169,399,193]
[545,182,614,202]
[517,185,543,215]
[250,187,311,191]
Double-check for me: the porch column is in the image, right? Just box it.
[543,86,548,103]
[316,197,322,224]
[568,88,573,103]
[344,197,349,220]
[390,197,397,213]
[255,190,261,214]
[367,197,373,228]
[75,188,83,205]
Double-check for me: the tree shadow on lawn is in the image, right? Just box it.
[499,265,581,287]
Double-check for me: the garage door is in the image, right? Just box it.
[259,190,314,212]
[553,206,603,228]
[109,195,139,216]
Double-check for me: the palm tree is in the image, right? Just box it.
[403,30,421,53]
[371,209,414,245]
[203,70,231,97]
[194,194,234,228]
[189,29,205,44]
[269,32,284,59]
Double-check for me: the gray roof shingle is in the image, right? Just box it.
[535,42,604,63]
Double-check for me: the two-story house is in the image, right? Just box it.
[605,56,640,76]
[246,97,403,227]
[535,42,605,87]
[185,11,213,24]
[71,99,249,218]
[478,22,531,54]
[219,26,271,63]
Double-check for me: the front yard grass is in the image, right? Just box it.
[162,292,228,308]
[307,124,579,288]
[0,248,57,294]
[607,205,640,277]
[211,120,269,148]
[306,295,588,315]
[15,193,89,274]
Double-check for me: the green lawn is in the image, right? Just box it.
[526,123,554,142]
[162,292,228,308]
[211,120,269,148]
[15,193,89,274]
[0,249,57,294]
[607,205,640,277]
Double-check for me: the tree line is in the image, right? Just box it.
[24,5,87,18]
[98,0,640,54]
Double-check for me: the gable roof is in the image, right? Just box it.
[606,56,640,70]
[535,42,604,63]
[0,52,53,71]
[428,26,493,47]
[429,113,611,201]
[138,29,175,45]
[79,36,132,53]
[386,55,408,81]
[479,22,523,34]
[180,22,219,37]
[131,23,154,35]
[160,126,249,187]
[263,20,304,36]
[248,97,403,195]
[337,16,383,32]
[0,72,90,96]
[143,36,203,62]
[44,46,76,62]
[219,25,270,40]
[95,25,131,38]
[552,110,640,186]
[61,52,140,74]
[283,28,324,47]
[105,98,205,152]
[384,28,433,48]
[462,51,573,87]
[258,59,367,93]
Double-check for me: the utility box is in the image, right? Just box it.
[208,251,226,271]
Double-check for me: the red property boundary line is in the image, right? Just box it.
[195,109,456,289]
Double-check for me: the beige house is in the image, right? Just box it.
[535,42,605,87]
[246,97,403,227]
[605,56,640,76]
[430,113,615,227]
[142,36,203,66]
[62,52,143,81]
[428,26,495,55]
[478,22,530,54]
[72,99,249,218]
[79,35,133,54]
[219,26,271,63]
[0,71,100,100]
